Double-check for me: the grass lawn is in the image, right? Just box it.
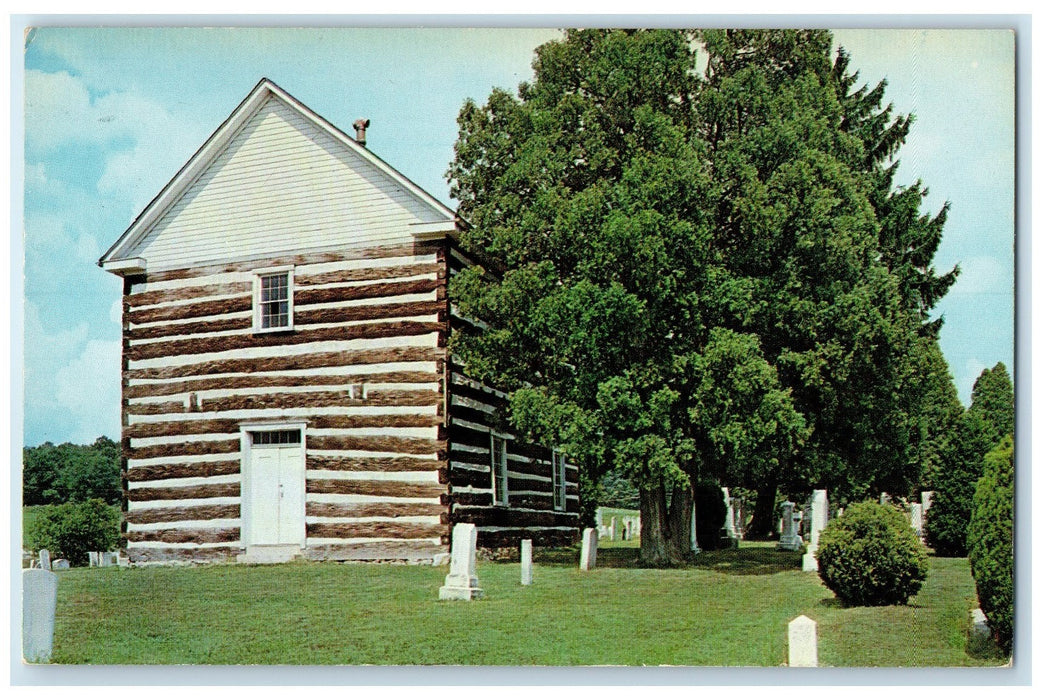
[47,542,1006,666]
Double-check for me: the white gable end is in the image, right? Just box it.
[115,93,452,272]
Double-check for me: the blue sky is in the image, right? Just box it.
[17,26,1015,446]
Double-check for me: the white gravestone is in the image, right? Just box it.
[520,539,533,585]
[921,491,934,514]
[439,523,484,600]
[910,503,924,538]
[778,501,803,551]
[38,549,51,571]
[101,552,118,567]
[802,489,828,572]
[879,492,891,505]
[88,552,101,568]
[23,569,58,663]
[610,516,618,541]
[52,559,70,570]
[970,608,991,645]
[788,615,818,667]
[721,488,739,548]
[689,500,701,554]
[580,527,598,570]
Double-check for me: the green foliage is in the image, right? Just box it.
[967,435,1014,654]
[967,362,1014,445]
[816,501,929,606]
[598,469,640,510]
[23,436,121,506]
[694,479,727,551]
[448,28,955,561]
[26,499,121,566]
[927,363,1013,556]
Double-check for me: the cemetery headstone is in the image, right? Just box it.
[788,615,818,667]
[778,501,803,551]
[731,496,744,540]
[969,608,991,645]
[38,549,51,571]
[580,527,598,570]
[879,492,891,505]
[690,500,701,554]
[89,552,101,568]
[520,539,533,585]
[101,552,118,567]
[910,503,924,539]
[438,523,484,600]
[23,568,58,663]
[921,491,934,514]
[802,489,828,572]
[52,559,70,570]
[610,516,617,542]
[721,487,739,549]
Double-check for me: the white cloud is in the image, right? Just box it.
[109,299,122,325]
[947,255,1011,297]
[24,211,104,266]
[53,338,122,443]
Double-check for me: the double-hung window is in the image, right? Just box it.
[253,267,294,332]
[552,450,567,512]
[491,434,508,506]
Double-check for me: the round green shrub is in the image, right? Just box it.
[694,478,727,551]
[967,435,1014,655]
[816,501,929,606]
[27,499,121,566]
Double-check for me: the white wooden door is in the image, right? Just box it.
[248,436,304,546]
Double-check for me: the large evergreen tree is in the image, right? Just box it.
[927,362,1014,556]
[448,29,953,563]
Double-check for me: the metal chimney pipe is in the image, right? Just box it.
[353,118,370,147]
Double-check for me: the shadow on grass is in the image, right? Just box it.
[534,542,804,575]
[965,630,1008,661]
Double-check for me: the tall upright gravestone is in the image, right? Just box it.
[23,569,58,663]
[439,523,483,600]
[579,528,598,570]
[801,489,828,571]
[778,501,802,551]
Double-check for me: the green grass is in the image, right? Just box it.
[48,542,1006,666]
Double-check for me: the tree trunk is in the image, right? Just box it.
[665,480,695,562]
[638,480,671,566]
[747,474,779,539]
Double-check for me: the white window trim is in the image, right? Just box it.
[552,449,567,512]
[252,265,295,333]
[491,433,509,507]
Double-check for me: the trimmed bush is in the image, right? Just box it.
[967,435,1014,655]
[25,499,121,566]
[694,479,727,551]
[816,501,929,606]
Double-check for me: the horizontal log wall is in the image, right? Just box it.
[123,242,451,563]
[445,252,581,550]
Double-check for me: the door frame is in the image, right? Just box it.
[239,420,308,548]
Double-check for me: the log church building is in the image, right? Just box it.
[99,78,581,565]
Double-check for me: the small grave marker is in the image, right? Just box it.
[788,615,818,667]
[52,559,70,570]
[579,527,598,570]
[438,523,483,600]
[38,549,51,571]
[520,539,533,585]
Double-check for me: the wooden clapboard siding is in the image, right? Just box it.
[306,455,440,472]
[132,96,445,271]
[125,527,240,544]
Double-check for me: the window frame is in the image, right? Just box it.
[252,266,295,333]
[552,449,567,512]
[490,433,509,507]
